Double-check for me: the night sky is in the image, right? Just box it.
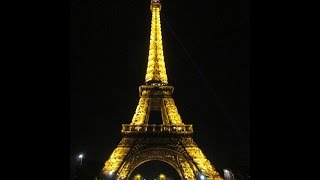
[70,0,249,178]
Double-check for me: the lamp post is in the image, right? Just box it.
[78,154,84,166]
[223,169,235,180]
[200,174,206,180]
[75,154,84,180]
[197,172,206,180]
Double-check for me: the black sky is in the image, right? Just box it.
[70,0,249,177]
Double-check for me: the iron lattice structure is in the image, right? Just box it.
[102,0,223,179]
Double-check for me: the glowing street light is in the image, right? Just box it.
[78,154,84,166]
[223,169,235,180]
[200,174,206,180]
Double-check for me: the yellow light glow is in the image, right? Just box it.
[185,147,223,180]
[163,98,184,125]
[102,1,224,180]
[134,174,142,180]
[102,147,130,174]
[145,6,168,84]
[131,98,150,125]
[159,173,166,180]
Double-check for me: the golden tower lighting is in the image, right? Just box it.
[101,1,224,179]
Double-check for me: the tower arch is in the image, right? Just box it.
[121,148,198,179]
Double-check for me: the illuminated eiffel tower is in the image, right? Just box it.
[102,0,223,179]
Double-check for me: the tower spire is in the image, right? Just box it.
[145,0,168,85]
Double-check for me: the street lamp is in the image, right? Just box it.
[200,174,206,180]
[78,154,84,166]
[198,172,206,180]
[223,169,235,180]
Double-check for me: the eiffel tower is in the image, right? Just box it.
[101,0,223,179]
